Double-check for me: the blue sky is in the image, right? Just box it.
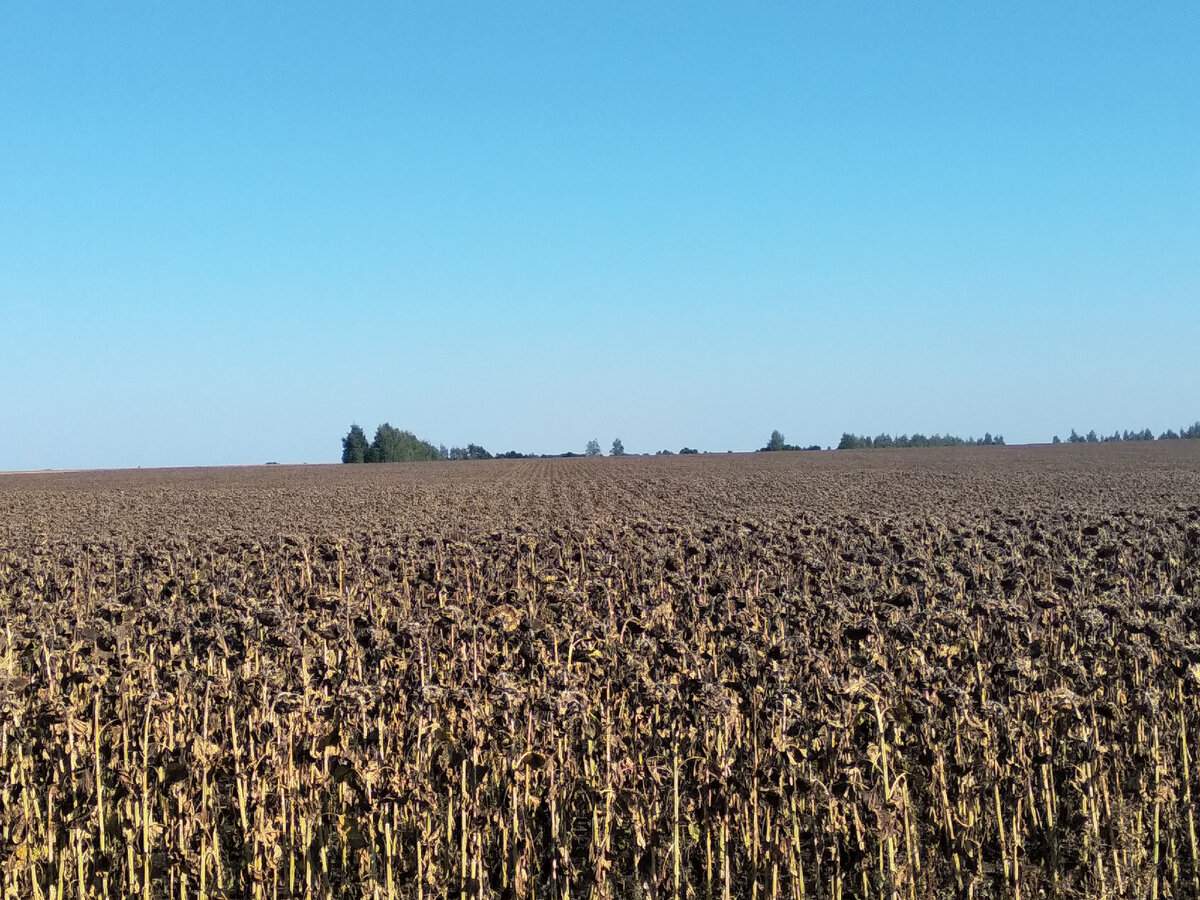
[2,3,1197,468]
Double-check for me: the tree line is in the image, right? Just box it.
[1053,422,1200,444]
[343,420,1200,463]
[342,425,653,464]
[835,431,1005,450]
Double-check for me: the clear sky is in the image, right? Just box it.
[2,3,1197,469]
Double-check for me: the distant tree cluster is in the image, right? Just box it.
[758,430,821,452]
[1162,422,1200,439]
[1054,422,1200,444]
[342,424,441,463]
[442,444,493,461]
[837,432,1004,450]
[342,426,643,463]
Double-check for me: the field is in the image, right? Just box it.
[2,444,1200,899]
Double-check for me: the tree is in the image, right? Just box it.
[585,439,602,457]
[368,424,441,463]
[341,424,369,463]
[610,438,625,457]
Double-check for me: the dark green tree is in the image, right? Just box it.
[341,424,369,463]
[585,439,602,457]
[610,438,625,457]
